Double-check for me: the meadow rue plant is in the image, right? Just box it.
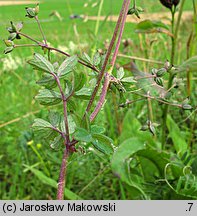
[3,0,196,200]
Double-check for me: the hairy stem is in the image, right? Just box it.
[85,0,129,115]
[54,75,70,144]
[110,0,130,67]
[56,148,69,200]
[90,73,110,122]
[89,0,130,121]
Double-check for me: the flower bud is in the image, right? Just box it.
[8,33,17,41]
[4,39,14,47]
[25,7,36,18]
[35,4,40,15]
[154,77,163,86]
[159,0,180,10]
[127,8,135,15]
[151,68,158,75]
[4,46,14,54]
[182,104,192,110]
[156,68,167,77]
[140,124,149,131]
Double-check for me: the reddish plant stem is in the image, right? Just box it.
[110,0,130,67]
[53,74,70,144]
[90,73,110,122]
[52,73,70,200]
[89,0,130,122]
[56,148,69,200]
[84,0,129,115]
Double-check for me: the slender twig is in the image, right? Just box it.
[117,53,164,65]
[147,92,154,122]
[119,98,146,107]
[131,92,182,108]
[85,0,129,115]
[0,110,40,128]
[35,15,47,45]
[14,44,39,48]
[17,31,40,44]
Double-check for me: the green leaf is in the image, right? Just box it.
[81,52,92,64]
[60,115,76,134]
[32,118,53,130]
[4,46,14,54]
[121,76,136,83]
[74,87,92,100]
[111,137,145,185]
[117,67,125,80]
[92,133,114,155]
[137,149,170,177]
[28,53,55,74]
[166,115,187,155]
[64,79,74,98]
[74,127,92,143]
[36,74,56,89]
[48,111,61,127]
[93,51,101,66]
[23,165,81,199]
[35,89,61,106]
[135,20,169,34]
[50,135,63,150]
[57,55,78,77]
[74,72,86,92]
[178,56,197,73]
[175,174,197,199]
[91,125,105,134]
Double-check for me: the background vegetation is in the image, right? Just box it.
[0,0,196,199]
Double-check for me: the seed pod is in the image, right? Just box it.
[8,33,17,41]
[16,22,23,32]
[149,124,156,136]
[182,104,192,110]
[156,68,167,77]
[151,68,158,75]
[127,8,135,15]
[159,0,180,9]
[4,46,14,54]
[25,7,36,18]
[7,21,16,33]
[35,4,39,15]
[164,60,171,70]
[154,77,163,86]
[140,124,149,131]
[4,39,14,47]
